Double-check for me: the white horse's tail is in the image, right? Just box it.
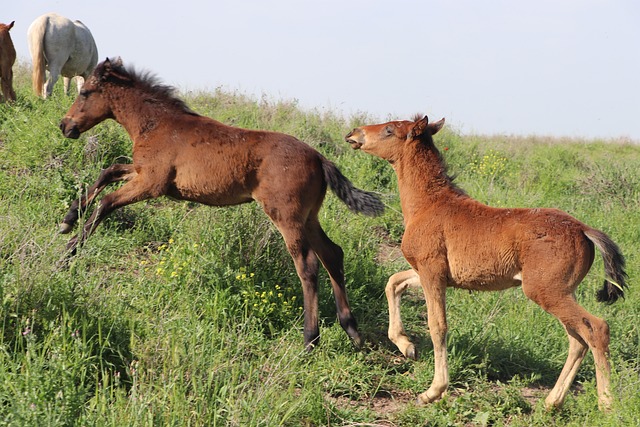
[28,16,48,97]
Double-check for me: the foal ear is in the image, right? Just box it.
[428,118,445,135]
[8,21,14,30]
[407,115,430,140]
[101,57,129,82]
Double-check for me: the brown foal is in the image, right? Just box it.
[346,115,627,410]
[59,58,385,350]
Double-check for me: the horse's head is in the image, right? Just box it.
[345,116,445,162]
[60,57,125,139]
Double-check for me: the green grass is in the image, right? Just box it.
[0,64,639,426]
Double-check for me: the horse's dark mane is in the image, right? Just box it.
[99,59,198,116]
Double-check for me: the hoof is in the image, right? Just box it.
[416,389,445,405]
[405,344,417,360]
[351,332,363,349]
[59,222,73,234]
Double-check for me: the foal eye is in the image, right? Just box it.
[383,126,394,137]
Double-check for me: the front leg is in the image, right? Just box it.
[417,274,449,404]
[386,269,421,359]
[66,173,153,255]
[60,164,136,234]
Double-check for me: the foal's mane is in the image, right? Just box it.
[99,60,198,116]
[411,113,467,197]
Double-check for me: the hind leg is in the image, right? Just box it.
[523,285,612,410]
[306,218,361,347]
[268,217,321,349]
[74,76,85,94]
[63,76,71,96]
[44,67,61,98]
[545,325,589,409]
[386,269,421,359]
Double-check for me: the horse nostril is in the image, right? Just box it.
[345,130,354,140]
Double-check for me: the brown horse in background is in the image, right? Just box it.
[346,115,627,410]
[59,57,384,350]
[0,21,16,102]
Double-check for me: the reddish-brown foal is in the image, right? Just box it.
[346,115,627,410]
[0,21,16,102]
[59,58,385,350]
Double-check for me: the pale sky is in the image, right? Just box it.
[5,1,640,140]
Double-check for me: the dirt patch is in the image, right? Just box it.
[327,390,416,425]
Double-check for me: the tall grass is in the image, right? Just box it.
[0,65,638,426]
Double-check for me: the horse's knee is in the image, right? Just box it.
[385,269,417,297]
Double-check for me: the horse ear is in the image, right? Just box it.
[407,115,430,140]
[8,21,14,30]
[428,118,445,135]
[100,57,128,82]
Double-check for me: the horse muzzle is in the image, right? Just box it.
[59,118,81,139]
[345,129,363,150]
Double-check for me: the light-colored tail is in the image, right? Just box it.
[28,16,47,97]
[584,228,628,304]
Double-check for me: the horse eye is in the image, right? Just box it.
[383,126,394,137]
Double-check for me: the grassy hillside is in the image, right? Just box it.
[0,64,638,426]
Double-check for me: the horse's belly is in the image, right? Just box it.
[449,265,522,291]
[169,185,253,206]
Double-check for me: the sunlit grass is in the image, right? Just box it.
[0,67,638,426]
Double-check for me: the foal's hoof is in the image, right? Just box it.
[59,222,73,234]
[351,332,363,349]
[416,389,446,405]
[404,344,417,360]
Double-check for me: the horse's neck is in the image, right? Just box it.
[394,146,458,218]
[111,89,168,140]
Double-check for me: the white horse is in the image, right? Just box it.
[27,13,98,99]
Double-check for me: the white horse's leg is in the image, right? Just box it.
[386,269,421,359]
[44,66,61,99]
[75,76,85,94]
[63,77,71,95]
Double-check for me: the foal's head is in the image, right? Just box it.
[345,115,445,162]
[59,57,127,139]
[60,57,191,139]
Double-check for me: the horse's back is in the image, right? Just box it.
[404,199,594,290]
[162,117,325,208]
[69,20,98,75]
[28,13,97,77]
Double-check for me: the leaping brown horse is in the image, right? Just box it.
[346,115,627,410]
[59,57,385,350]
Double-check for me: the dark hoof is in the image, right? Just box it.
[351,332,363,349]
[59,222,73,234]
[304,333,320,352]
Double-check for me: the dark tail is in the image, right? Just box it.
[321,158,385,217]
[584,228,628,304]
